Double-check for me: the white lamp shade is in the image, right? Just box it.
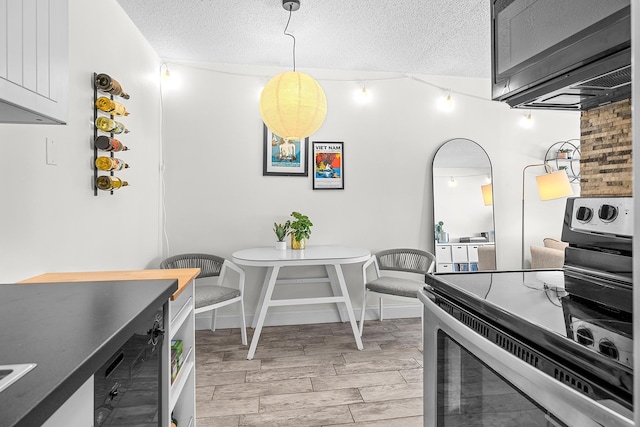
[535,170,573,200]
[259,71,327,139]
[481,184,493,206]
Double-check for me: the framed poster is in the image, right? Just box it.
[313,141,344,190]
[262,125,309,176]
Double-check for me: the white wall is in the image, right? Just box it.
[161,63,580,326]
[0,2,580,325]
[0,0,162,282]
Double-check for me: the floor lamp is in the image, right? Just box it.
[521,164,573,268]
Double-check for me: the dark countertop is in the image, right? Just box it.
[1,279,178,427]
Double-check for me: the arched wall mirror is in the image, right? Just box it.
[432,138,496,272]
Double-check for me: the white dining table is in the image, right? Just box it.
[232,245,371,360]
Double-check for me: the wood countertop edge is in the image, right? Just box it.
[18,268,201,300]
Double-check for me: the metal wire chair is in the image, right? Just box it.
[160,253,247,345]
[360,248,435,336]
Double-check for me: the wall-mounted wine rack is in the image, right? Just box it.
[93,72,130,196]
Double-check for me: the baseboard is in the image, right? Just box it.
[195,303,422,330]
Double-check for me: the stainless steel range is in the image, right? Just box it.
[419,196,633,427]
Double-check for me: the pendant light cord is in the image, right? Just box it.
[283,7,296,71]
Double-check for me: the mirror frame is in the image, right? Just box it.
[431,138,496,271]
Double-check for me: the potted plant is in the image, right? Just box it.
[557,147,573,159]
[288,211,313,250]
[435,221,449,243]
[273,222,290,250]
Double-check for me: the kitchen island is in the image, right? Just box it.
[4,268,199,427]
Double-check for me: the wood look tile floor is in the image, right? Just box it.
[195,318,424,427]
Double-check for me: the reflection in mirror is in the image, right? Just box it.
[432,138,496,272]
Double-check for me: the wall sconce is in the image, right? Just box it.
[521,164,573,268]
[448,176,457,187]
[481,183,493,206]
[259,0,327,140]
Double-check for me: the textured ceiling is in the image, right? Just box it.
[116,0,491,78]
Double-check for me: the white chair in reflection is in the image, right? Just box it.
[477,245,497,271]
[360,248,435,336]
[530,238,568,269]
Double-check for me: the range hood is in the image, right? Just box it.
[491,1,631,111]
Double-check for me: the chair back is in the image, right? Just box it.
[477,245,496,271]
[375,248,435,274]
[160,253,225,279]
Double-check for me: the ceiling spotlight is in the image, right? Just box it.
[448,177,457,187]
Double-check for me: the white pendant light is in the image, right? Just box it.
[259,0,327,140]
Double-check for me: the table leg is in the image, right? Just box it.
[329,264,364,351]
[252,267,273,329]
[326,265,348,322]
[247,266,280,360]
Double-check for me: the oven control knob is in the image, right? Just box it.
[575,206,593,223]
[599,340,619,360]
[598,204,618,222]
[575,327,594,346]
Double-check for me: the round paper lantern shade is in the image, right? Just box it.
[260,71,327,139]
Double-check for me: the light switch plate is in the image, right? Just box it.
[46,138,57,165]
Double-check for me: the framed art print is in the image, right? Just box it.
[313,141,344,190]
[263,125,309,176]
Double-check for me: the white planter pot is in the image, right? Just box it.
[275,241,287,251]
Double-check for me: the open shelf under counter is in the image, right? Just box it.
[19,268,201,427]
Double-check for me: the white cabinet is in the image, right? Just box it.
[435,245,452,263]
[451,246,468,263]
[164,280,196,427]
[435,243,494,272]
[467,245,480,263]
[0,0,68,124]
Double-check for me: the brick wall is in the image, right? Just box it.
[580,98,632,196]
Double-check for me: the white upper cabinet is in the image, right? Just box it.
[0,0,68,124]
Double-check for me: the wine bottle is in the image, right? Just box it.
[95,117,129,134]
[95,96,129,116]
[96,175,128,191]
[95,73,130,99]
[95,156,129,171]
[94,136,129,152]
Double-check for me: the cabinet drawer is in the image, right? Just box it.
[436,245,452,263]
[467,245,480,263]
[437,263,453,272]
[451,246,468,262]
